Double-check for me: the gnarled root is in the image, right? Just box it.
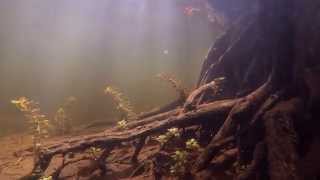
[264,98,304,180]
[194,76,274,171]
[20,99,236,179]
[235,142,266,180]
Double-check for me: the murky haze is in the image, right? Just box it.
[0,0,219,135]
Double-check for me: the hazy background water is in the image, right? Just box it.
[0,0,219,136]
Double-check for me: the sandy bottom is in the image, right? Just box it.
[0,132,162,180]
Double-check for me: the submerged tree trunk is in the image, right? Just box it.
[195,0,320,179]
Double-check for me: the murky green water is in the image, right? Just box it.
[0,0,220,136]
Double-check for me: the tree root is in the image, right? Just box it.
[131,137,146,163]
[21,99,237,179]
[194,136,235,172]
[129,160,152,178]
[194,76,274,171]
[235,142,266,180]
[50,156,91,179]
[264,98,304,180]
[182,77,225,113]
[97,147,114,176]
[208,148,238,171]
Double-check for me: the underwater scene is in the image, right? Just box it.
[1,0,320,180]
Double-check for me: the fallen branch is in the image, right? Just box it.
[22,99,237,179]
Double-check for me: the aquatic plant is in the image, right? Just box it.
[11,97,50,162]
[186,138,200,151]
[155,135,168,145]
[117,119,128,130]
[156,73,187,97]
[104,86,136,119]
[170,150,188,175]
[169,138,201,176]
[53,108,68,134]
[155,127,180,145]
[87,147,102,160]
[39,176,53,180]
[53,96,77,135]
[167,127,180,137]
[104,86,137,129]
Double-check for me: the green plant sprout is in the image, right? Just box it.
[185,138,200,151]
[170,150,188,175]
[169,138,201,176]
[87,147,102,160]
[11,97,50,163]
[39,176,53,180]
[117,119,128,130]
[156,127,180,145]
[156,135,168,145]
[167,127,180,137]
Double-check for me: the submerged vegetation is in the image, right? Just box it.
[10,96,77,169]
[11,97,50,163]
[155,127,202,177]
[185,138,200,151]
[155,127,181,146]
[53,108,68,134]
[104,86,137,120]
[169,138,201,176]
[39,176,53,180]
[12,96,77,137]
[116,119,128,130]
[53,96,77,135]
[87,147,102,161]
[170,150,189,175]
[156,73,188,98]
[104,86,137,130]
